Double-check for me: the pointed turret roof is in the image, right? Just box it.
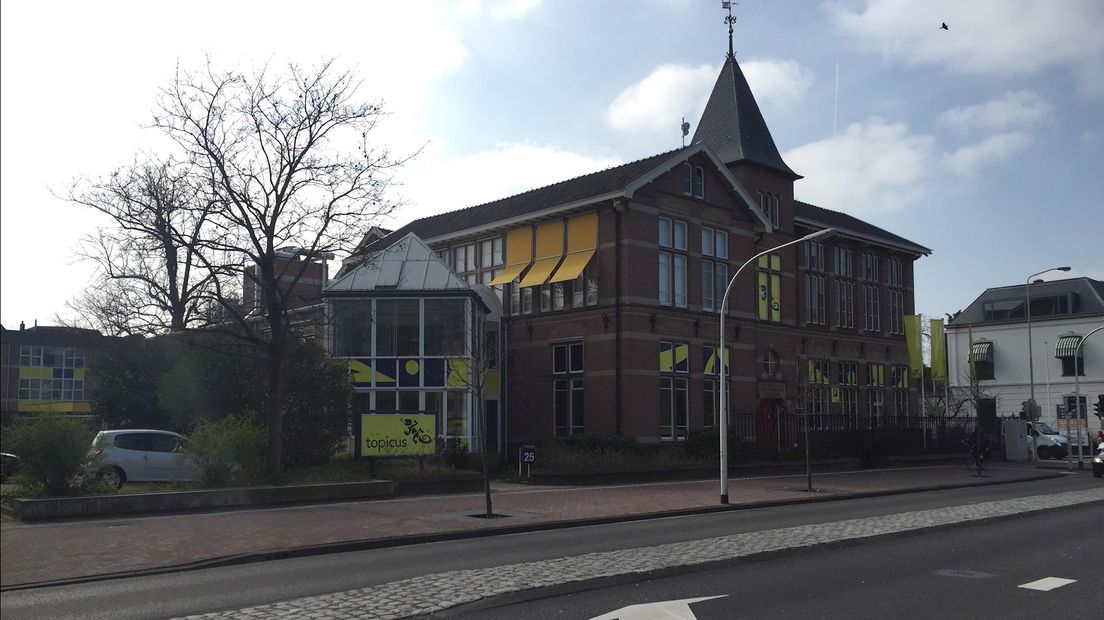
[692,54,800,179]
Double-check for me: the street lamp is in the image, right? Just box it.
[718,227,835,504]
[1026,266,1071,461]
[1072,325,1103,470]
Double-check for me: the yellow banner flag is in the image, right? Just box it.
[904,314,923,379]
[930,319,947,381]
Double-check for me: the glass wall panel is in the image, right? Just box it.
[424,298,466,356]
[376,299,420,356]
[332,301,372,356]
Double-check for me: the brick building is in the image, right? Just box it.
[0,322,105,424]
[343,52,930,452]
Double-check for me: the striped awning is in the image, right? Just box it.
[969,341,993,363]
[1054,335,1082,359]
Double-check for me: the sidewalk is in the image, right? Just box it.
[0,465,1067,588]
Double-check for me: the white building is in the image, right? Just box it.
[945,277,1104,447]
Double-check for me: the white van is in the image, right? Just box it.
[1028,421,1069,459]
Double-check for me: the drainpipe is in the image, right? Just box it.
[613,198,626,435]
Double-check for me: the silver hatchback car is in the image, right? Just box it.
[88,429,200,488]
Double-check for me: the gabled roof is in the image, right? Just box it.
[948,277,1104,326]
[326,233,469,295]
[345,144,776,272]
[794,201,932,256]
[692,54,800,179]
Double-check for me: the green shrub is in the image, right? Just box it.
[2,414,95,496]
[434,438,469,470]
[186,416,266,487]
[682,428,744,461]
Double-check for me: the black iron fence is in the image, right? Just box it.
[727,412,998,465]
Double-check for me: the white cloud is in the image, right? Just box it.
[607,58,813,135]
[785,118,935,213]
[944,132,1031,176]
[937,91,1051,133]
[741,59,815,110]
[608,64,717,134]
[395,142,622,223]
[489,0,541,20]
[827,0,1104,98]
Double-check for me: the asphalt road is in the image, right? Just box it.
[1,474,1099,619]
[445,501,1104,620]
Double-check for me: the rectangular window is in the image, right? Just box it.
[703,378,717,428]
[759,192,780,228]
[659,251,672,305]
[835,247,853,277]
[888,290,905,335]
[510,282,521,315]
[974,360,995,381]
[867,389,885,422]
[552,283,565,310]
[836,280,854,328]
[659,376,689,440]
[805,274,826,325]
[1060,355,1084,377]
[332,300,373,357]
[888,258,904,287]
[522,287,533,314]
[552,341,584,436]
[63,349,85,368]
[673,254,686,307]
[375,299,420,356]
[659,217,672,248]
[862,253,880,282]
[693,166,704,198]
[673,221,687,251]
[682,163,692,196]
[864,285,881,332]
[756,254,782,322]
[540,285,552,312]
[805,241,825,271]
[424,298,466,356]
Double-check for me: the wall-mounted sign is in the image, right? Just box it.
[357,414,437,458]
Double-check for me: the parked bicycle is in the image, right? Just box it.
[965,433,990,474]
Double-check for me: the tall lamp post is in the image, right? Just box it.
[718,228,835,504]
[1072,325,1103,469]
[1026,266,1071,461]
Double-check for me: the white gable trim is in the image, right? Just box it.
[622,143,774,232]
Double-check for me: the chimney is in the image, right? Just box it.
[20,320,25,331]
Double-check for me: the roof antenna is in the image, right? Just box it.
[681,117,690,147]
[722,1,738,58]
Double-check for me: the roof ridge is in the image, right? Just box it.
[408,147,687,225]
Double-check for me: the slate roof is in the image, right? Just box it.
[347,148,690,265]
[948,277,1104,326]
[794,201,931,256]
[692,54,799,179]
[0,325,105,347]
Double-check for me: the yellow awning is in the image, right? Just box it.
[548,212,597,283]
[489,227,533,285]
[518,220,564,287]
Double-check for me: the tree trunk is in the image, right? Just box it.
[265,337,285,481]
[480,396,493,518]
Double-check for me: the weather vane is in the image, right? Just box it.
[722,1,738,58]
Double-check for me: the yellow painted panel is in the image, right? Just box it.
[484,370,501,397]
[358,414,436,457]
[74,368,85,381]
[659,348,673,372]
[758,256,769,268]
[533,220,564,260]
[19,367,53,379]
[489,262,527,285]
[518,256,562,287]
[770,255,781,270]
[349,359,373,384]
[547,249,595,284]
[674,344,688,367]
[447,358,470,388]
[757,272,769,319]
[770,274,781,322]
[18,400,92,413]
[505,226,533,266]
[565,212,597,253]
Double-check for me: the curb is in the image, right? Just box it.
[0,469,1068,592]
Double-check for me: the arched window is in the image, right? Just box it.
[693,166,704,198]
[682,162,692,195]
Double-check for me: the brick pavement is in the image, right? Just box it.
[182,487,1104,620]
[0,465,1064,587]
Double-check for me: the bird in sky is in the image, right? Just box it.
[941,22,949,30]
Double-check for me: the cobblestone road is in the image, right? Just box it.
[181,487,1104,620]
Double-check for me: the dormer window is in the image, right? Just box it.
[759,191,780,227]
[682,163,692,196]
[693,166,704,198]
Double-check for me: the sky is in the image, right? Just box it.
[2,0,1102,330]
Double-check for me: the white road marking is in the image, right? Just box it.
[589,595,728,620]
[1018,577,1077,591]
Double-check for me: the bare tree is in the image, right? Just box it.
[63,159,218,335]
[154,59,404,478]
